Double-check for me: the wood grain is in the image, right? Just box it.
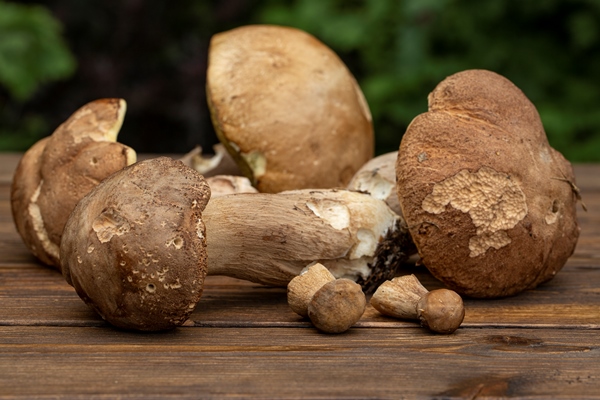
[2,154,600,398]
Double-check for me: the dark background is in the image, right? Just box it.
[1,0,600,161]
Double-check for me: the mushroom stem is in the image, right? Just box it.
[202,189,416,294]
[371,274,465,334]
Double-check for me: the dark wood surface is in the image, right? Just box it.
[1,153,599,399]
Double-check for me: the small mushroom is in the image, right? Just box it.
[60,157,210,331]
[347,151,401,216]
[308,279,366,334]
[11,98,136,268]
[396,70,580,298]
[371,274,465,334]
[287,263,335,318]
[206,25,374,193]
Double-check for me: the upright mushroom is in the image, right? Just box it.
[11,99,136,268]
[396,69,580,298]
[206,25,374,193]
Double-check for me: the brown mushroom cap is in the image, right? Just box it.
[206,24,374,193]
[417,289,465,334]
[60,157,211,331]
[396,69,580,298]
[11,98,136,268]
[307,278,366,333]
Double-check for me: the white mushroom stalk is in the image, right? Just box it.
[202,189,415,294]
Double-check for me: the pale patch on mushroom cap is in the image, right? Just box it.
[11,99,136,269]
[397,69,580,298]
[60,157,211,331]
[206,25,374,193]
[421,167,528,257]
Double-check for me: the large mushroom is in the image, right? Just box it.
[206,24,374,193]
[11,98,136,268]
[396,69,580,298]
[60,158,414,330]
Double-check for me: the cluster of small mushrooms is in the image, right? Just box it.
[11,25,580,334]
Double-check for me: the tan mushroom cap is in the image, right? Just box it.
[207,24,374,193]
[396,69,580,298]
[60,157,211,331]
[10,98,136,268]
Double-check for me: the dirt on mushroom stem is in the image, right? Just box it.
[202,189,415,294]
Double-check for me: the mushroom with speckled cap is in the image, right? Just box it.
[60,157,210,331]
[396,69,580,298]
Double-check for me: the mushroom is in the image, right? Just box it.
[205,175,258,197]
[287,262,335,318]
[60,163,413,330]
[60,157,211,331]
[11,98,136,268]
[347,151,401,216]
[202,189,415,294]
[308,278,366,334]
[179,143,241,177]
[396,69,580,298]
[288,263,366,333]
[371,274,464,334]
[206,25,374,193]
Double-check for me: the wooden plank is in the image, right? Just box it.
[1,261,599,329]
[1,177,599,330]
[1,326,599,399]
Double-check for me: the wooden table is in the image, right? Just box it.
[1,153,599,399]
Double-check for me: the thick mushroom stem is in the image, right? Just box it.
[371,274,465,334]
[202,189,415,294]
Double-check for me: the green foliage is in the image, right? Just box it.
[0,0,76,151]
[0,0,76,100]
[255,0,600,161]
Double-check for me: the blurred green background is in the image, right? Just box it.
[1,0,599,161]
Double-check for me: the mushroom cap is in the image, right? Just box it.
[60,157,211,331]
[417,289,465,334]
[396,69,580,298]
[206,24,374,193]
[307,278,366,333]
[10,98,136,268]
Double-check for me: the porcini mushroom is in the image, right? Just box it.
[206,25,374,193]
[371,274,464,334]
[287,262,335,318]
[308,278,366,334]
[396,69,580,298]
[60,157,210,331]
[288,263,366,333]
[347,151,401,216]
[11,98,136,268]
